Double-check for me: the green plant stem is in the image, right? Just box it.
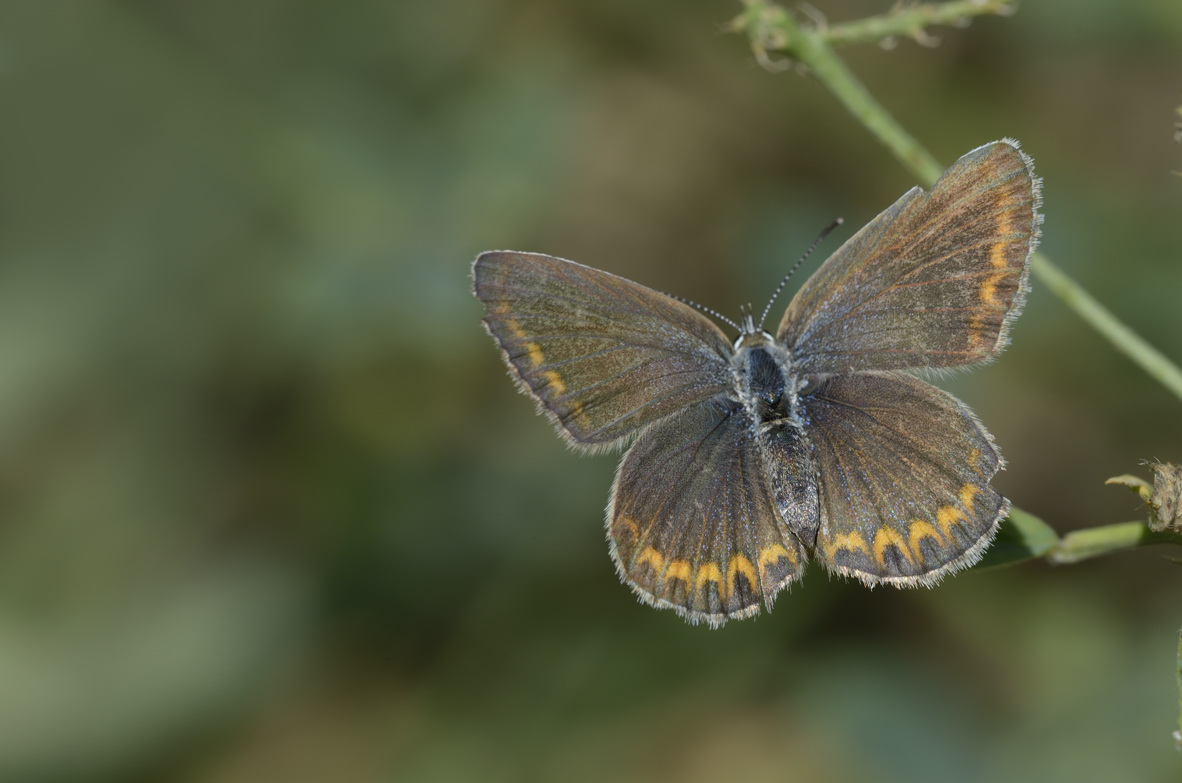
[821,0,1013,48]
[732,0,944,183]
[976,511,1182,570]
[1176,629,1182,749]
[1033,253,1182,401]
[731,0,1182,406]
[1049,521,1182,564]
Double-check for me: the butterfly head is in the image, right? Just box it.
[734,312,774,351]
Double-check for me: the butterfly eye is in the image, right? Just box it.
[764,390,781,406]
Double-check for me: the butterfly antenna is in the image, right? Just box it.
[757,217,844,331]
[664,291,742,333]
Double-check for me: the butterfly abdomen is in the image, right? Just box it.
[734,339,822,551]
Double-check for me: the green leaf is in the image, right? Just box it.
[974,507,1059,570]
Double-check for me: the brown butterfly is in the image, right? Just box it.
[474,140,1040,627]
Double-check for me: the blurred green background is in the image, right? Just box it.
[2,1,1181,780]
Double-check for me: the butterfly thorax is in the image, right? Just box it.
[732,331,797,424]
[730,331,820,549]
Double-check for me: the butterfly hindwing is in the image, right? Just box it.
[608,399,807,626]
[473,251,735,449]
[801,371,1007,585]
[778,140,1040,373]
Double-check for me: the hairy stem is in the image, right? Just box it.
[819,0,1014,48]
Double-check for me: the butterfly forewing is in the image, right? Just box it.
[474,251,735,448]
[608,399,807,626]
[778,140,1040,373]
[801,372,1007,584]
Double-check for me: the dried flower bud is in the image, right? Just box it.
[1107,462,1182,533]
[1147,462,1182,533]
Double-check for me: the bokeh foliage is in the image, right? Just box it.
[1,1,1181,780]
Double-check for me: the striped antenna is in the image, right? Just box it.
[664,291,742,333]
[757,217,844,331]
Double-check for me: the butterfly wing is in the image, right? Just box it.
[608,399,808,626]
[800,371,1006,585]
[778,140,1040,373]
[473,251,735,449]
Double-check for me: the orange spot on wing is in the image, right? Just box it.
[759,543,794,570]
[726,555,758,594]
[615,516,639,541]
[637,546,664,573]
[966,313,987,352]
[980,273,1003,305]
[873,528,913,568]
[823,531,870,561]
[504,317,526,338]
[907,520,943,564]
[989,243,1009,270]
[695,562,722,590]
[991,211,1011,268]
[757,543,796,588]
[666,560,692,581]
[937,505,968,540]
[567,399,588,429]
[541,370,566,395]
[502,318,545,368]
[959,484,979,513]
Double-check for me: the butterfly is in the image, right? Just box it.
[473,139,1041,627]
